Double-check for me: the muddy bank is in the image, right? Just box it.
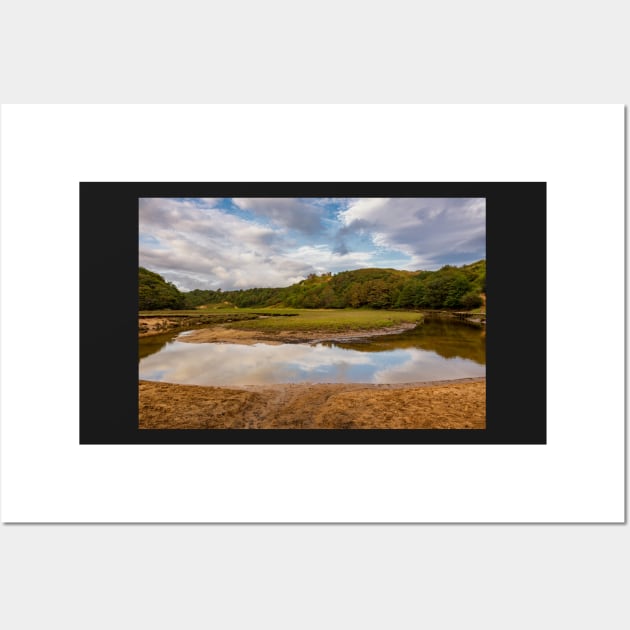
[139,377,485,430]
[176,322,418,345]
[139,318,177,337]
[138,313,260,338]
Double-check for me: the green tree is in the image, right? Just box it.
[139,267,185,310]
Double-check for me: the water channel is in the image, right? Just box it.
[138,319,486,386]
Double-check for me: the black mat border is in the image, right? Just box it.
[79,182,546,444]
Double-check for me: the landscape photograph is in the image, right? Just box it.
[138,196,486,430]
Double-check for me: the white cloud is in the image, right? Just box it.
[338,197,486,269]
[139,198,316,290]
[282,245,377,275]
[139,197,486,291]
[232,197,325,234]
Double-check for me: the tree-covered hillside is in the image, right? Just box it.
[138,267,185,310]
[394,260,486,309]
[172,260,486,311]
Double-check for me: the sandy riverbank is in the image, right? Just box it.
[139,377,486,430]
[140,318,421,342]
[176,322,419,345]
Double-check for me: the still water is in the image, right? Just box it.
[138,320,486,386]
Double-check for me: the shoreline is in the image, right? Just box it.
[175,321,419,345]
[234,375,485,391]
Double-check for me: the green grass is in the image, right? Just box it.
[139,310,260,319]
[139,310,214,317]
[139,307,424,334]
[139,308,297,318]
[224,308,424,333]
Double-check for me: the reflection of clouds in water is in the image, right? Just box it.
[138,341,485,386]
[372,349,485,384]
[139,341,375,385]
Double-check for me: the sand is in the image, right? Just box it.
[139,378,486,430]
[176,322,419,345]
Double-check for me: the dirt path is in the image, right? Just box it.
[139,378,486,430]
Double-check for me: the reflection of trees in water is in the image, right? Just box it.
[138,332,178,361]
[326,320,486,365]
[139,320,486,365]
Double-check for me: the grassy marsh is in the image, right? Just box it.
[139,307,425,337]
[223,308,424,332]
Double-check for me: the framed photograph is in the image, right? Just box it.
[2,104,622,522]
[80,181,546,445]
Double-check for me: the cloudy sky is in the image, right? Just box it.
[139,197,485,291]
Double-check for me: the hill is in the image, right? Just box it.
[175,260,485,311]
[138,267,185,310]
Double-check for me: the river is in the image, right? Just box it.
[138,319,486,386]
